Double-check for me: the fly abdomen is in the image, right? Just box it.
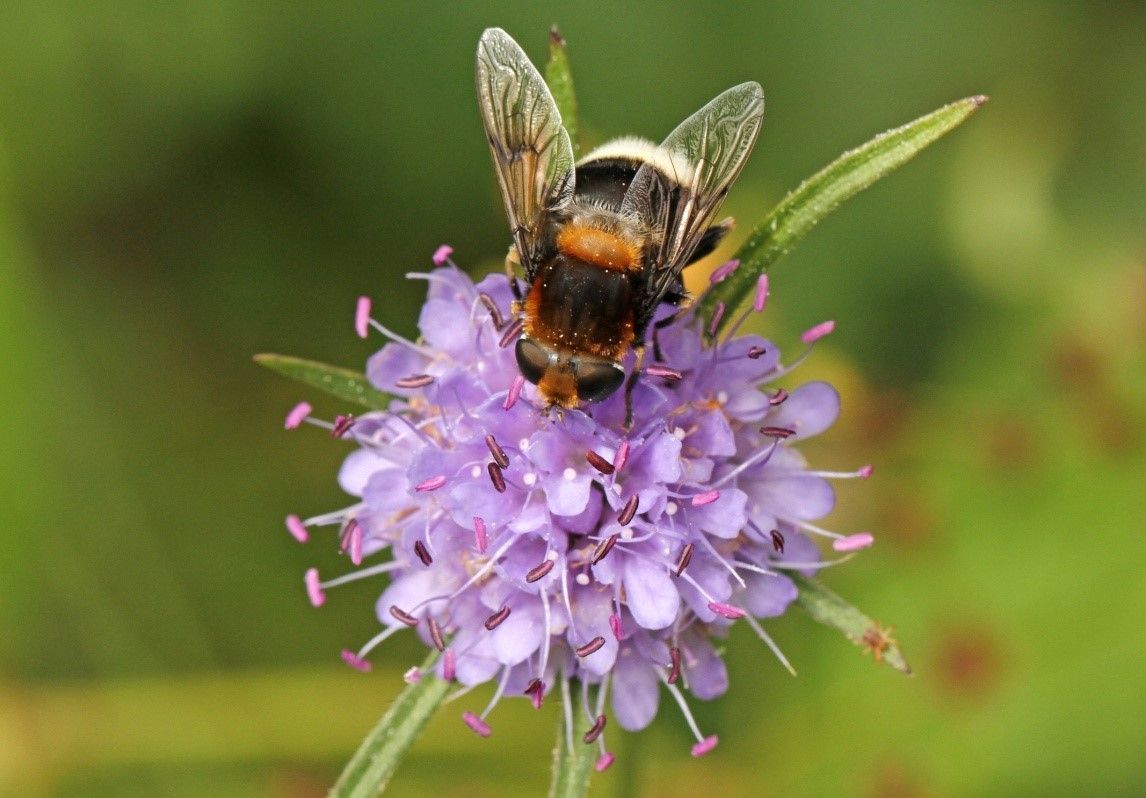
[525,255,637,360]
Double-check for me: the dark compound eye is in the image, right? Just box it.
[515,337,551,386]
[575,358,625,403]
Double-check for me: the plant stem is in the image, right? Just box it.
[329,650,447,798]
[548,683,596,798]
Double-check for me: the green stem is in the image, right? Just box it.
[329,650,448,797]
[548,679,597,798]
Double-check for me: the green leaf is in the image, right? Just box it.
[792,573,912,675]
[548,684,597,798]
[329,650,449,797]
[700,95,987,337]
[545,26,579,157]
[254,353,391,410]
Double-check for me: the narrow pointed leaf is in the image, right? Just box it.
[791,573,912,674]
[255,353,391,410]
[700,95,987,336]
[329,650,448,797]
[545,26,579,156]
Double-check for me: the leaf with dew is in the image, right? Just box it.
[545,26,579,156]
[700,95,987,337]
[792,573,912,674]
[254,354,391,410]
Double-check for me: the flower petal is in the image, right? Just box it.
[622,555,679,630]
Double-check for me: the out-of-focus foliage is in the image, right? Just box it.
[0,2,1142,796]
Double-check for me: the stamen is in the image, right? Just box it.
[331,414,355,438]
[487,462,507,493]
[473,516,488,553]
[709,439,779,489]
[673,543,694,576]
[526,559,554,583]
[395,373,434,389]
[801,319,836,344]
[525,678,545,710]
[609,613,623,640]
[595,752,616,772]
[742,613,797,676]
[403,667,422,684]
[342,519,363,565]
[284,402,312,430]
[592,534,619,565]
[354,297,372,339]
[478,292,505,329]
[484,605,511,630]
[304,568,326,607]
[707,302,726,337]
[428,616,446,651]
[498,318,523,348]
[746,345,767,359]
[708,602,746,620]
[583,714,607,743]
[770,528,785,553]
[504,375,524,410]
[613,441,630,472]
[618,495,639,526]
[668,646,681,684]
[769,388,789,406]
[341,649,372,672]
[833,532,874,552]
[576,637,605,658]
[709,258,740,284]
[691,735,719,757]
[462,711,491,737]
[285,514,309,544]
[389,605,420,627]
[858,464,874,480]
[760,426,796,439]
[585,450,615,475]
[442,649,456,681]
[691,490,720,507]
[753,273,769,313]
[415,475,447,492]
[646,364,682,381]
[485,434,510,468]
[432,244,454,266]
[662,679,712,751]
[413,540,433,566]
[318,560,403,589]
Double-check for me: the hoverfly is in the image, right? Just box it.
[476,28,764,426]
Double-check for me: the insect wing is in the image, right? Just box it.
[624,82,764,312]
[476,28,575,278]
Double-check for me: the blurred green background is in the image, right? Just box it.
[1,2,1143,796]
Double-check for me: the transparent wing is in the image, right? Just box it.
[476,28,575,279]
[623,82,764,312]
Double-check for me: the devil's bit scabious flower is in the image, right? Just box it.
[284,248,874,765]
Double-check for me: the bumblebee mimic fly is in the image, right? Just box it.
[476,28,764,425]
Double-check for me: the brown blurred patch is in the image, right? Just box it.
[878,498,937,549]
[984,414,1038,471]
[853,387,912,449]
[1048,335,1141,456]
[867,758,934,798]
[932,622,1006,700]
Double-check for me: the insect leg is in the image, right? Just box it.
[504,244,524,301]
[623,344,646,431]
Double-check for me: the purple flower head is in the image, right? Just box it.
[284,247,875,762]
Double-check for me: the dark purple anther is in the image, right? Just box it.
[585,450,615,475]
[668,646,681,684]
[576,636,605,657]
[583,714,607,744]
[591,534,619,565]
[618,495,639,526]
[478,292,505,329]
[487,461,507,493]
[673,543,694,577]
[525,558,554,583]
[389,605,419,627]
[428,616,446,651]
[485,434,509,469]
[484,605,511,630]
[331,414,356,438]
[413,540,433,566]
[760,426,796,439]
[770,528,785,553]
[498,318,523,348]
[395,373,434,389]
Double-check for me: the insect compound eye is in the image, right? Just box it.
[574,358,625,403]
[515,337,552,386]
